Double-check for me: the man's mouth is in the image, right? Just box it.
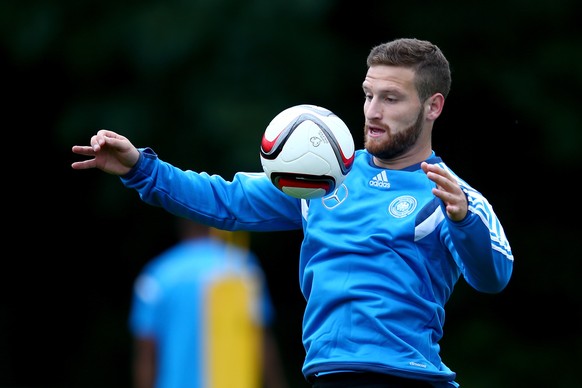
[367,126,386,137]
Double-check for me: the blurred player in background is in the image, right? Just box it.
[129,218,289,388]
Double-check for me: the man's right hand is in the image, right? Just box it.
[71,129,140,176]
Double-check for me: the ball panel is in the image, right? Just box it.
[274,174,334,200]
[277,151,333,176]
[282,187,328,200]
[314,119,353,176]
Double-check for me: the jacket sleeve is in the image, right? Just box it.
[120,148,303,232]
[443,190,514,294]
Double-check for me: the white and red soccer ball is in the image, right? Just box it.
[260,104,355,199]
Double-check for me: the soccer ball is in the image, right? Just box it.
[260,104,355,199]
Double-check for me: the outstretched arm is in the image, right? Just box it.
[71,129,140,176]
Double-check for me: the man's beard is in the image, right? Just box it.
[364,107,425,160]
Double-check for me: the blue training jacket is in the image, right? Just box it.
[121,147,514,387]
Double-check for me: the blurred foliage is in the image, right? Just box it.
[2,0,581,387]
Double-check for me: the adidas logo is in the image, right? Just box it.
[369,170,391,188]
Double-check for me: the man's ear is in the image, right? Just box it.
[425,93,445,120]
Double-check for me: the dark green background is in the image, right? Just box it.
[2,1,581,387]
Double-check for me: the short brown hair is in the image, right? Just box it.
[367,38,451,102]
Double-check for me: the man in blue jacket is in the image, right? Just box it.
[72,38,514,388]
